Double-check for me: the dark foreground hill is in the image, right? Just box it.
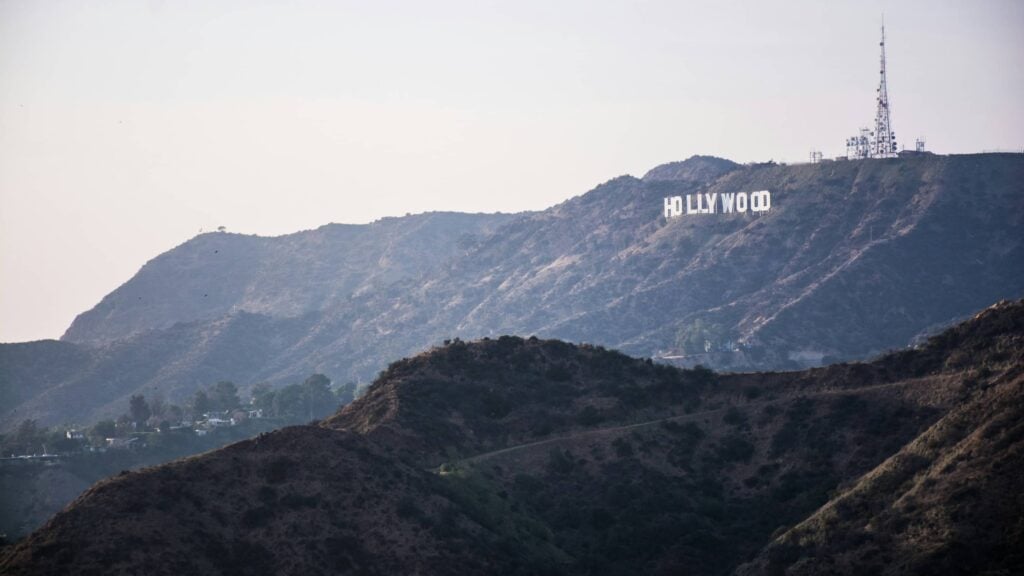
[5,152,1023,431]
[3,300,1021,575]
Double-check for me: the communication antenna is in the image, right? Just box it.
[840,20,904,160]
[872,18,897,158]
[846,128,872,160]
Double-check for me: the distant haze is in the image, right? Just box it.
[1,0,1022,343]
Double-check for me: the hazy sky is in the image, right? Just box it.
[1,0,1022,343]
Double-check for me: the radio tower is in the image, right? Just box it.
[872,20,897,158]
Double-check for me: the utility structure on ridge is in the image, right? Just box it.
[872,22,897,157]
[846,21,898,159]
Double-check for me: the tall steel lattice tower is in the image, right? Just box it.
[872,22,898,158]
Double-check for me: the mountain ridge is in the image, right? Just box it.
[61,211,519,345]
[3,299,1021,575]
[3,153,1022,430]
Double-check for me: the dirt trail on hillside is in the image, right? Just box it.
[454,378,940,467]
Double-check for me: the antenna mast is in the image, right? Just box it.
[872,20,897,157]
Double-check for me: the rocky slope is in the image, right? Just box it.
[4,153,1023,430]
[2,300,1021,575]
[62,211,517,345]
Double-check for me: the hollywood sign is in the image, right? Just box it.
[663,191,771,218]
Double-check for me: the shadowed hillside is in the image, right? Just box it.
[3,300,1021,575]
[0,427,566,575]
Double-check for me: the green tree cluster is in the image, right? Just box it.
[0,419,85,456]
[129,395,151,427]
[250,374,347,422]
[675,319,726,355]
[189,381,242,417]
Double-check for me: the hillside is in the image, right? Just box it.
[0,427,566,575]
[4,153,1023,430]
[62,211,517,345]
[1,212,513,430]
[737,301,1024,575]
[3,300,1021,575]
